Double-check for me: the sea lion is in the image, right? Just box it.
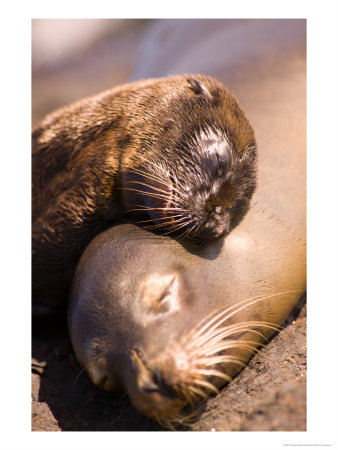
[68,23,306,428]
[32,74,257,317]
[69,218,305,427]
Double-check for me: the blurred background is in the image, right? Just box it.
[32,19,306,126]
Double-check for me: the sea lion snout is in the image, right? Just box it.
[126,348,188,422]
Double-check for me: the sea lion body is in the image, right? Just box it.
[68,22,306,426]
[32,75,257,316]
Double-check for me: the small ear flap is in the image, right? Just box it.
[187,78,203,94]
[187,77,213,100]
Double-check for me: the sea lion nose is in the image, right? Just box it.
[205,220,218,236]
[141,367,163,393]
[206,221,218,233]
[132,350,167,394]
[205,217,228,237]
[141,378,161,393]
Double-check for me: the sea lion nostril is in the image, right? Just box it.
[141,379,161,393]
[206,221,217,231]
[153,367,163,387]
[141,367,177,397]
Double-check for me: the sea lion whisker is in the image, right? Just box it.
[137,157,187,192]
[121,186,182,208]
[208,322,281,342]
[189,332,259,355]
[139,220,183,231]
[172,385,193,405]
[180,384,202,405]
[125,205,186,213]
[161,420,177,431]
[160,220,196,236]
[172,216,200,237]
[135,158,175,186]
[143,221,191,233]
[209,326,279,340]
[201,337,267,352]
[194,368,233,383]
[174,225,197,239]
[141,218,192,234]
[125,178,183,204]
[170,176,186,193]
[191,378,219,395]
[120,186,175,204]
[141,215,194,230]
[160,409,195,430]
[125,179,176,199]
[196,341,262,358]
[127,168,183,197]
[189,290,303,339]
[197,356,246,367]
[181,221,199,239]
[181,388,198,406]
[140,216,187,229]
[127,167,170,186]
[155,414,173,430]
[73,367,86,389]
[188,321,281,350]
[127,203,186,212]
[133,212,186,223]
[187,297,268,339]
[208,291,302,334]
[170,404,205,426]
[167,220,197,235]
[208,341,263,357]
[167,217,196,232]
[137,156,169,174]
[186,385,209,399]
[130,215,176,225]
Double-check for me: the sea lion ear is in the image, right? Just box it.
[187,78,213,101]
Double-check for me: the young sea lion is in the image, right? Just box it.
[32,75,257,316]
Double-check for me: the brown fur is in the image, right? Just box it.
[32,74,257,315]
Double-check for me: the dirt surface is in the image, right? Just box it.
[32,299,306,432]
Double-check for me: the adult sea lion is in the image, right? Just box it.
[68,32,306,427]
[32,74,257,317]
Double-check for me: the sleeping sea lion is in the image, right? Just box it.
[32,75,257,317]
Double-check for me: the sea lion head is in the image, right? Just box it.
[121,75,257,243]
[68,233,204,424]
[68,224,275,428]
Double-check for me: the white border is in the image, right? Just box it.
[1,1,338,449]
